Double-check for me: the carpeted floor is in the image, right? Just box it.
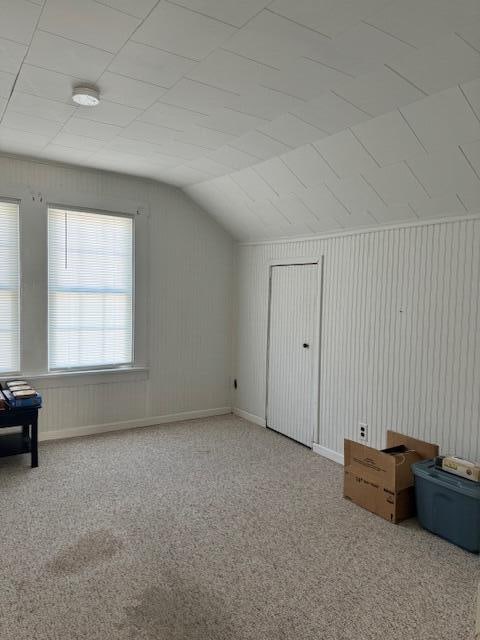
[0,415,478,640]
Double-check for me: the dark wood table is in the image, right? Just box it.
[0,407,39,467]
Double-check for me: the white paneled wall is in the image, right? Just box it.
[234,217,480,460]
[0,155,233,436]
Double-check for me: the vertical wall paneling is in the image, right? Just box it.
[0,156,234,436]
[234,218,480,460]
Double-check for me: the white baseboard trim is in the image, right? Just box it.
[39,407,232,442]
[233,408,266,427]
[312,443,344,465]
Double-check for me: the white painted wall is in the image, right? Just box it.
[234,217,480,461]
[0,155,234,437]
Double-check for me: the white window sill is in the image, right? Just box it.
[1,367,149,390]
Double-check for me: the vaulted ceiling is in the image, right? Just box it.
[0,0,479,241]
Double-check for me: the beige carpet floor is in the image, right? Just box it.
[0,415,478,640]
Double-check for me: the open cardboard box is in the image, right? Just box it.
[344,431,439,523]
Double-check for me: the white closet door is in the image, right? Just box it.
[267,264,319,447]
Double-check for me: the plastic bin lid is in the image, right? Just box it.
[412,459,480,499]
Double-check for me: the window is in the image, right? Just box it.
[0,200,20,373]
[48,207,133,370]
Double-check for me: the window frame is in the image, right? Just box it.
[0,187,149,385]
[46,204,136,373]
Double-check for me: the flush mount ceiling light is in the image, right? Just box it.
[72,85,100,106]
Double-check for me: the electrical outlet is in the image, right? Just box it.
[359,423,368,442]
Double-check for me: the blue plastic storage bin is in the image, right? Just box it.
[412,459,480,553]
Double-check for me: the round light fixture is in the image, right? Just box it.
[72,85,100,106]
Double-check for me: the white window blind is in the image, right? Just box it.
[48,208,133,370]
[0,201,20,373]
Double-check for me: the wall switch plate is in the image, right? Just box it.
[359,423,368,442]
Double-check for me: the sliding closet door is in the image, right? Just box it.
[266,263,319,447]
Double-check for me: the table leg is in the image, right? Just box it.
[31,417,38,468]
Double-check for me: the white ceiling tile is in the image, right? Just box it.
[139,102,207,130]
[461,78,480,120]
[334,66,426,117]
[186,49,275,93]
[273,193,328,232]
[327,175,385,214]
[254,157,305,196]
[223,9,329,68]
[206,146,261,170]
[96,71,166,109]
[0,70,15,99]
[305,42,382,78]
[0,125,50,151]
[366,0,480,48]
[230,167,277,200]
[229,85,305,120]
[461,139,480,179]
[106,136,177,161]
[369,203,417,224]
[92,0,158,19]
[262,56,352,101]
[268,0,390,38]
[185,157,230,177]
[132,2,235,61]
[352,110,426,166]
[1,110,63,137]
[7,92,76,123]
[282,143,338,187]
[161,79,238,114]
[200,108,266,136]
[323,22,415,68]
[51,132,104,152]
[61,117,121,141]
[458,185,480,211]
[120,120,176,145]
[389,34,480,95]
[291,92,370,135]
[174,126,236,149]
[170,0,270,28]
[258,114,326,148]
[41,145,92,163]
[0,38,27,74]
[39,0,139,53]
[26,31,112,78]
[456,18,480,54]
[412,193,467,219]
[407,146,480,198]
[401,87,480,153]
[158,164,213,185]
[0,0,41,45]
[90,148,171,170]
[76,100,140,126]
[108,41,197,89]
[15,65,77,103]
[314,129,378,178]
[363,161,430,205]
[300,185,351,228]
[160,140,210,160]
[230,131,290,160]
[248,199,294,230]
[212,175,251,202]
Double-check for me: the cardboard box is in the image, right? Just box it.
[344,431,439,523]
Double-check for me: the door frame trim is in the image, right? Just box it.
[265,257,324,447]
